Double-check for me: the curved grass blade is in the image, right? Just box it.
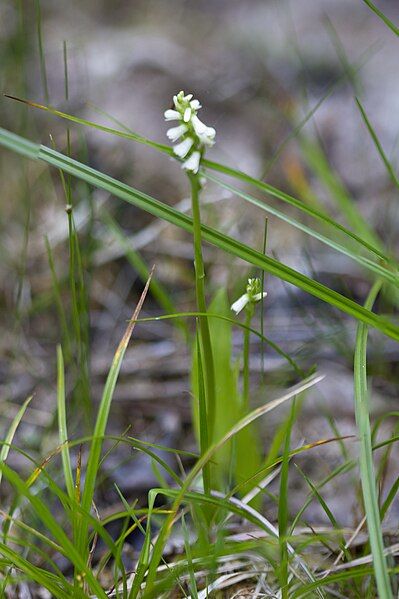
[292,564,383,598]
[205,173,398,286]
[203,158,389,264]
[103,211,188,338]
[298,135,381,250]
[142,374,324,595]
[3,96,390,264]
[362,0,399,36]
[76,270,153,561]
[0,542,75,599]
[136,311,305,375]
[1,127,399,341]
[0,463,108,598]
[355,97,399,189]
[3,94,170,154]
[146,487,323,598]
[278,400,296,598]
[0,395,32,486]
[354,280,392,598]
[56,345,74,500]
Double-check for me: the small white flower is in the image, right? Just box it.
[164,109,181,121]
[231,278,267,315]
[173,137,194,158]
[182,151,201,173]
[183,107,192,123]
[191,115,216,146]
[231,293,250,315]
[190,99,201,110]
[191,115,208,135]
[167,124,188,142]
[200,128,216,146]
[253,292,267,302]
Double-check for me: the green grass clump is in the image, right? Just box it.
[0,1,399,596]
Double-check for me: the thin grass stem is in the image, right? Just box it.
[242,306,254,413]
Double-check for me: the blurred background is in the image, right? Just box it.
[1,0,399,527]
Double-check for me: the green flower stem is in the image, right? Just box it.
[243,304,254,412]
[189,174,216,467]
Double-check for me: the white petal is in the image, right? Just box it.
[191,115,216,145]
[191,115,207,135]
[183,107,192,122]
[183,93,193,101]
[253,292,267,303]
[182,151,201,173]
[200,127,216,146]
[231,294,250,315]
[173,137,194,158]
[190,99,201,110]
[164,109,181,121]
[167,124,188,142]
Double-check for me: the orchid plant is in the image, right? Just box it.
[165,91,217,493]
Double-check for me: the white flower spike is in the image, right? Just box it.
[231,278,267,315]
[165,90,216,174]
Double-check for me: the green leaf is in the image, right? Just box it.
[206,172,399,287]
[0,396,32,487]
[76,271,153,560]
[362,0,399,36]
[0,463,108,597]
[56,345,74,500]
[354,281,392,598]
[1,127,399,342]
[356,97,399,189]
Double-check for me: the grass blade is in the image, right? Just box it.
[278,400,296,598]
[56,345,74,500]
[0,395,32,486]
[103,211,188,337]
[203,158,389,264]
[355,97,399,189]
[206,172,398,286]
[299,135,381,249]
[0,463,108,598]
[137,311,304,375]
[362,0,399,36]
[143,374,324,594]
[354,280,392,598]
[1,127,399,342]
[77,269,154,561]
[3,96,390,263]
[0,542,73,598]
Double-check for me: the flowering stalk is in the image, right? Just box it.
[165,92,216,492]
[231,278,267,411]
[165,91,215,174]
[243,304,254,411]
[189,173,216,447]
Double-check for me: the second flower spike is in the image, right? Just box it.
[231,278,267,315]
